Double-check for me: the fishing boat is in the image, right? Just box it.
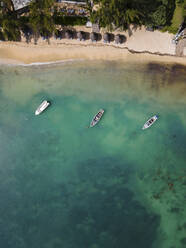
[90,109,104,127]
[35,100,50,115]
[142,115,158,130]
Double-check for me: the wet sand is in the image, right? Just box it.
[0,42,186,66]
[0,26,185,65]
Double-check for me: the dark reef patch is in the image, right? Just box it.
[0,157,161,248]
[147,63,170,74]
[183,223,186,229]
[170,64,186,75]
[60,158,161,248]
[147,63,186,76]
[146,62,186,87]
[162,114,186,157]
[180,237,186,245]
[170,207,180,213]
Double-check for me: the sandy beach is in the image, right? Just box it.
[0,26,186,65]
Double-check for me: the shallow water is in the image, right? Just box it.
[0,61,186,248]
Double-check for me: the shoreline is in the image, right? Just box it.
[0,27,186,66]
[0,43,186,66]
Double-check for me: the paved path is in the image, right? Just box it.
[176,38,186,56]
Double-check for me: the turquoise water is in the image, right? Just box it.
[0,61,186,248]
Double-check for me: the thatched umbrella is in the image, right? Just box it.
[103,33,110,43]
[115,34,121,44]
[77,31,85,41]
[59,30,63,39]
[65,30,73,39]
[90,32,98,42]
[55,30,62,39]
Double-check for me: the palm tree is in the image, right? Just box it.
[121,9,143,28]
[90,0,143,30]
[2,16,21,40]
[29,0,55,44]
[1,0,15,12]
[0,0,21,41]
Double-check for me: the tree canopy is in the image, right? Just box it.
[0,0,185,41]
[29,0,55,43]
[183,0,186,18]
[0,0,20,41]
[90,0,176,30]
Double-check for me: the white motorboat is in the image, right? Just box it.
[35,100,50,115]
[90,109,104,127]
[142,115,158,130]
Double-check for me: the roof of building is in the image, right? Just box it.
[12,0,32,10]
[56,0,86,4]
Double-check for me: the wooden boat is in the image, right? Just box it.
[142,115,158,130]
[90,109,104,127]
[35,100,50,115]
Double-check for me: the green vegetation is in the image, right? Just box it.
[54,14,87,26]
[0,0,185,41]
[29,0,55,44]
[90,0,176,30]
[0,0,21,40]
[183,0,186,18]
[168,2,184,33]
[0,0,87,42]
[161,0,186,34]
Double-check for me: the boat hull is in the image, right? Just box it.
[142,115,158,130]
[35,100,50,115]
[90,109,104,127]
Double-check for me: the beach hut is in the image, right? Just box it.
[55,30,62,39]
[115,34,122,44]
[77,31,85,41]
[103,33,110,43]
[65,30,73,39]
[90,32,98,42]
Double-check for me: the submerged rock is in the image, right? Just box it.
[180,237,186,245]
[170,207,180,213]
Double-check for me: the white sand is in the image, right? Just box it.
[0,26,185,65]
[123,26,175,54]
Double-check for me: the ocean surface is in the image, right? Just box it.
[0,60,186,248]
